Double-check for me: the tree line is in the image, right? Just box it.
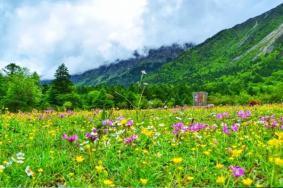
[0,63,282,112]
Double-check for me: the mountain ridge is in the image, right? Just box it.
[66,2,283,98]
[143,3,283,87]
[70,43,193,86]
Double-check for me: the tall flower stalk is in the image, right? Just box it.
[136,70,147,120]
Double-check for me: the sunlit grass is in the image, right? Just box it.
[0,104,282,186]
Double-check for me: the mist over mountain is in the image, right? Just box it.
[70,43,193,86]
[1,0,282,79]
[69,2,283,100]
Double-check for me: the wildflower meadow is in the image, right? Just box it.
[0,105,282,187]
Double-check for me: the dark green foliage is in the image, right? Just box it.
[52,63,73,94]
[3,63,23,75]
[48,64,74,106]
[0,64,42,112]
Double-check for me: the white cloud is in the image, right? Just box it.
[0,0,282,78]
[0,0,147,78]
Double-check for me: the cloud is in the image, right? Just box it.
[0,0,282,78]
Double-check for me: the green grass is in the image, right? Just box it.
[0,105,282,186]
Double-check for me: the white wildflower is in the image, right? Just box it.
[25,166,34,177]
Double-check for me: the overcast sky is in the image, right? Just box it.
[0,0,282,78]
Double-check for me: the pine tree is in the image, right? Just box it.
[52,64,73,94]
[48,64,74,105]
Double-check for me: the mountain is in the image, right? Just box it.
[145,4,283,83]
[144,3,283,93]
[72,3,283,101]
[71,43,193,86]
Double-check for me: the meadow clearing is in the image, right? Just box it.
[0,105,282,187]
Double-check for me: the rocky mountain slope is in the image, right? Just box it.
[72,3,283,97]
[71,43,193,86]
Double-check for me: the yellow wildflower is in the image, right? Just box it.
[275,132,283,140]
[231,149,243,158]
[75,155,84,163]
[274,157,283,166]
[103,179,114,186]
[186,176,194,181]
[242,178,253,186]
[172,157,183,164]
[84,144,91,151]
[140,178,148,185]
[203,151,210,156]
[268,139,282,148]
[120,119,127,125]
[141,128,153,137]
[37,168,44,173]
[216,163,224,169]
[216,176,225,184]
[95,165,105,173]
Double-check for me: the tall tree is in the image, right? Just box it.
[3,63,23,75]
[52,64,73,94]
[48,64,74,106]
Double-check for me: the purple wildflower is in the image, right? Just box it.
[189,123,206,132]
[172,122,208,134]
[63,134,68,139]
[260,116,266,121]
[216,113,223,119]
[223,112,230,117]
[272,121,278,128]
[172,122,184,134]
[102,119,113,126]
[231,166,245,177]
[63,134,78,142]
[237,110,251,119]
[124,135,138,144]
[85,128,98,141]
[222,124,230,134]
[216,112,230,119]
[261,115,281,128]
[126,120,134,127]
[231,123,239,132]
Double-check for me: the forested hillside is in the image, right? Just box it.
[69,3,283,104]
[144,3,283,103]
